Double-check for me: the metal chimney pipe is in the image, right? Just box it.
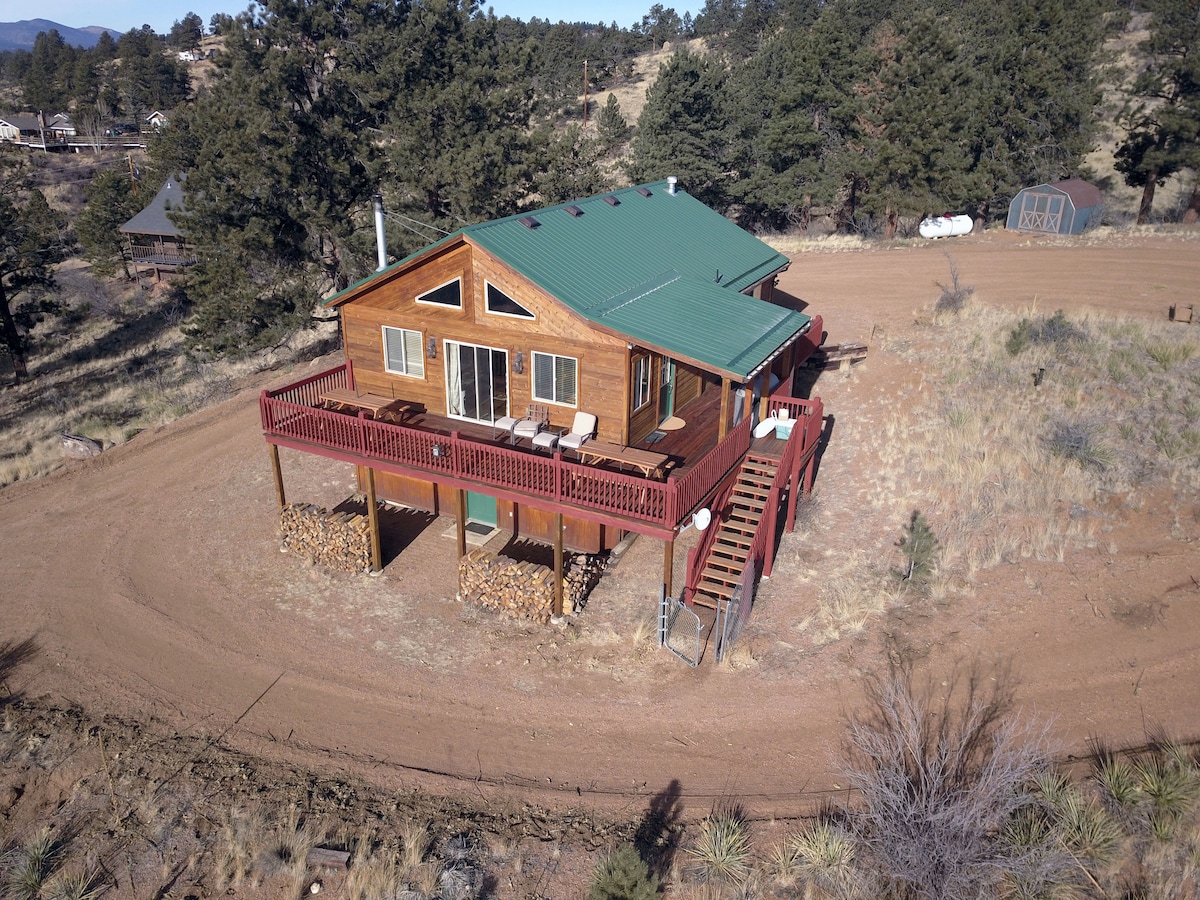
[373,193,387,271]
[667,175,678,195]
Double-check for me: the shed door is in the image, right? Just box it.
[1018,192,1065,233]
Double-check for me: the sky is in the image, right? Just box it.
[4,0,702,37]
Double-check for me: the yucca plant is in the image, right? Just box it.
[687,814,751,884]
[1136,750,1200,840]
[1094,751,1142,813]
[4,827,66,900]
[1053,790,1123,869]
[45,868,107,900]
[791,821,861,899]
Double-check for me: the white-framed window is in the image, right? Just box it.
[632,355,651,410]
[416,277,462,308]
[485,281,534,319]
[381,325,425,378]
[532,351,578,407]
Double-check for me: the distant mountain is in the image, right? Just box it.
[0,19,122,52]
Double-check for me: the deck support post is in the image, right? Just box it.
[758,368,772,422]
[663,538,675,598]
[553,512,565,617]
[454,488,467,559]
[365,466,382,572]
[268,442,286,509]
[763,488,778,578]
[718,378,730,441]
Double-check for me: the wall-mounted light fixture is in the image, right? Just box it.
[431,442,443,458]
[513,351,523,375]
[426,337,436,359]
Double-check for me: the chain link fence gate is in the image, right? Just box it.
[714,558,757,664]
[658,586,701,667]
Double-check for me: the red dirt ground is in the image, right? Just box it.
[4,227,1199,837]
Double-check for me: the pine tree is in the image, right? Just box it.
[0,154,70,380]
[961,0,1111,221]
[597,93,628,152]
[1114,0,1200,224]
[587,845,659,900]
[898,510,940,585]
[627,49,730,208]
[76,169,141,279]
[857,11,981,237]
[534,125,611,203]
[22,29,70,111]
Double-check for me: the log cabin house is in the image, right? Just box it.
[261,179,825,615]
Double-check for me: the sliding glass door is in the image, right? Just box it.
[445,341,508,425]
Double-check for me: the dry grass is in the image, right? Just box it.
[777,300,1200,649]
[0,268,337,489]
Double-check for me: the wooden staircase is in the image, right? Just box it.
[691,456,779,610]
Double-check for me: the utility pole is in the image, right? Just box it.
[127,155,138,197]
[582,59,588,129]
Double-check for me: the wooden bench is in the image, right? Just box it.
[318,388,411,423]
[575,440,670,479]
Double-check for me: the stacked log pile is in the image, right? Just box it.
[280,503,372,572]
[459,549,607,621]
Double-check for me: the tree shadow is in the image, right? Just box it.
[0,636,39,706]
[633,778,685,881]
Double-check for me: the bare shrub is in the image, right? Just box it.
[933,254,974,316]
[840,663,1066,900]
[1045,419,1114,471]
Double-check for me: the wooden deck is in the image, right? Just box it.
[261,364,823,541]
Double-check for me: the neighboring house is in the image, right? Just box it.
[1007,179,1104,235]
[0,112,72,148]
[146,110,169,131]
[261,180,825,613]
[118,176,197,280]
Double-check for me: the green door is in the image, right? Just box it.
[465,491,497,527]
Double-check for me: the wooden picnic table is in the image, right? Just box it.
[319,388,411,423]
[575,440,670,479]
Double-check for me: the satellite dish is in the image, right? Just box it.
[692,508,712,532]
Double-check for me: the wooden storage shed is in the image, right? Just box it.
[1006,179,1104,235]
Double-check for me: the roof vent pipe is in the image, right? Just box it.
[667,175,678,195]
[373,193,387,271]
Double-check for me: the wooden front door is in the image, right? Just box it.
[445,340,508,425]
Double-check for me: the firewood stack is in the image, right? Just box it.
[458,549,606,621]
[280,503,372,573]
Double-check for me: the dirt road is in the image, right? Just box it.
[4,228,1199,820]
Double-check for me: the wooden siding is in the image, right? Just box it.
[628,353,660,445]
[675,364,703,410]
[340,238,631,443]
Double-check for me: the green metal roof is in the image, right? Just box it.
[333,181,808,379]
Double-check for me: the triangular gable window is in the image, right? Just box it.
[485,282,534,319]
[417,278,462,308]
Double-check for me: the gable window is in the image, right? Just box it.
[532,351,577,407]
[485,282,534,319]
[416,277,462,308]
[632,355,651,410]
[382,326,425,378]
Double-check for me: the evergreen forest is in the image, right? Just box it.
[1,0,1198,364]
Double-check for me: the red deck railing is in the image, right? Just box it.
[683,393,825,603]
[261,365,820,538]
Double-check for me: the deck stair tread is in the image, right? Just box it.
[689,454,781,610]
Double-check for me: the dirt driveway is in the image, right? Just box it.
[4,227,1199,821]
